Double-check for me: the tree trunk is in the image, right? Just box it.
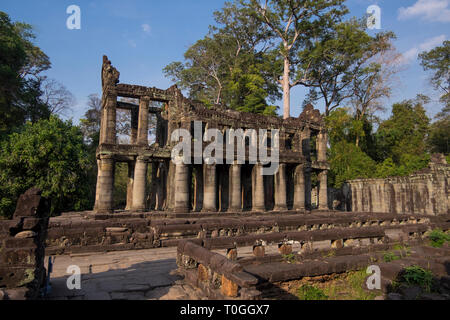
[215,86,222,105]
[283,57,291,120]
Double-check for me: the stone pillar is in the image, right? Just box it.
[228,163,242,212]
[130,107,139,144]
[100,92,117,145]
[274,163,287,211]
[155,163,166,211]
[193,166,203,212]
[96,155,115,213]
[305,168,312,210]
[317,130,328,162]
[94,159,101,211]
[132,157,147,211]
[137,96,150,145]
[252,164,265,211]
[318,170,328,210]
[301,127,311,160]
[293,165,306,211]
[125,161,135,210]
[203,164,217,212]
[174,163,190,212]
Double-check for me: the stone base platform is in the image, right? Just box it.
[177,240,450,300]
[46,210,450,256]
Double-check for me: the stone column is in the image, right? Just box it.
[94,159,101,211]
[305,168,312,210]
[203,164,217,212]
[125,161,135,210]
[174,163,190,212]
[96,155,115,213]
[301,127,311,160]
[228,162,242,212]
[274,163,287,211]
[193,166,203,212]
[130,107,139,144]
[100,92,117,145]
[317,130,328,162]
[293,165,306,211]
[318,170,329,210]
[252,164,265,211]
[132,157,147,211]
[137,96,150,145]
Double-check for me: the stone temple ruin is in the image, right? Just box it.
[1,56,449,301]
[94,56,330,215]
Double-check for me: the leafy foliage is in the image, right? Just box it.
[419,41,449,107]
[300,18,396,116]
[428,229,450,248]
[400,266,434,293]
[328,140,377,188]
[0,116,93,218]
[0,11,51,137]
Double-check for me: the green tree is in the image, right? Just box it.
[428,104,449,155]
[0,116,92,218]
[419,40,449,107]
[79,93,102,146]
[299,18,395,117]
[243,0,347,119]
[428,118,449,154]
[328,140,377,188]
[326,107,378,187]
[0,11,51,137]
[164,2,279,114]
[375,96,431,174]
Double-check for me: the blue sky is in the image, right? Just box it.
[1,0,448,122]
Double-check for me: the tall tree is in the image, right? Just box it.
[164,36,229,105]
[41,78,76,116]
[243,0,347,119]
[299,18,396,117]
[164,2,279,114]
[0,11,51,136]
[419,40,449,107]
[79,93,102,145]
[375,96,431,169]
[349,48,403,147]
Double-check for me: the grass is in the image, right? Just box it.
[282,253,297,264]
[383,252,401,262]
[321,250,336,258]
[296,270,381,300]
[392,244,411,257]
[297,284,328,300]
[428,229,450,248]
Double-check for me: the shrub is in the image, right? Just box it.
[428,229,450,248]
[0,116,93,217]
[400,266,434,292]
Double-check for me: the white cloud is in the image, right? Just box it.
[418,34,446,51]
[398,0,450,22]
[399,35,446,64]
[141,23,151,34]
[128,40,137,48]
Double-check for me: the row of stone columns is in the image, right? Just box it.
[172,162,328,213]
[96,159,328,213]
